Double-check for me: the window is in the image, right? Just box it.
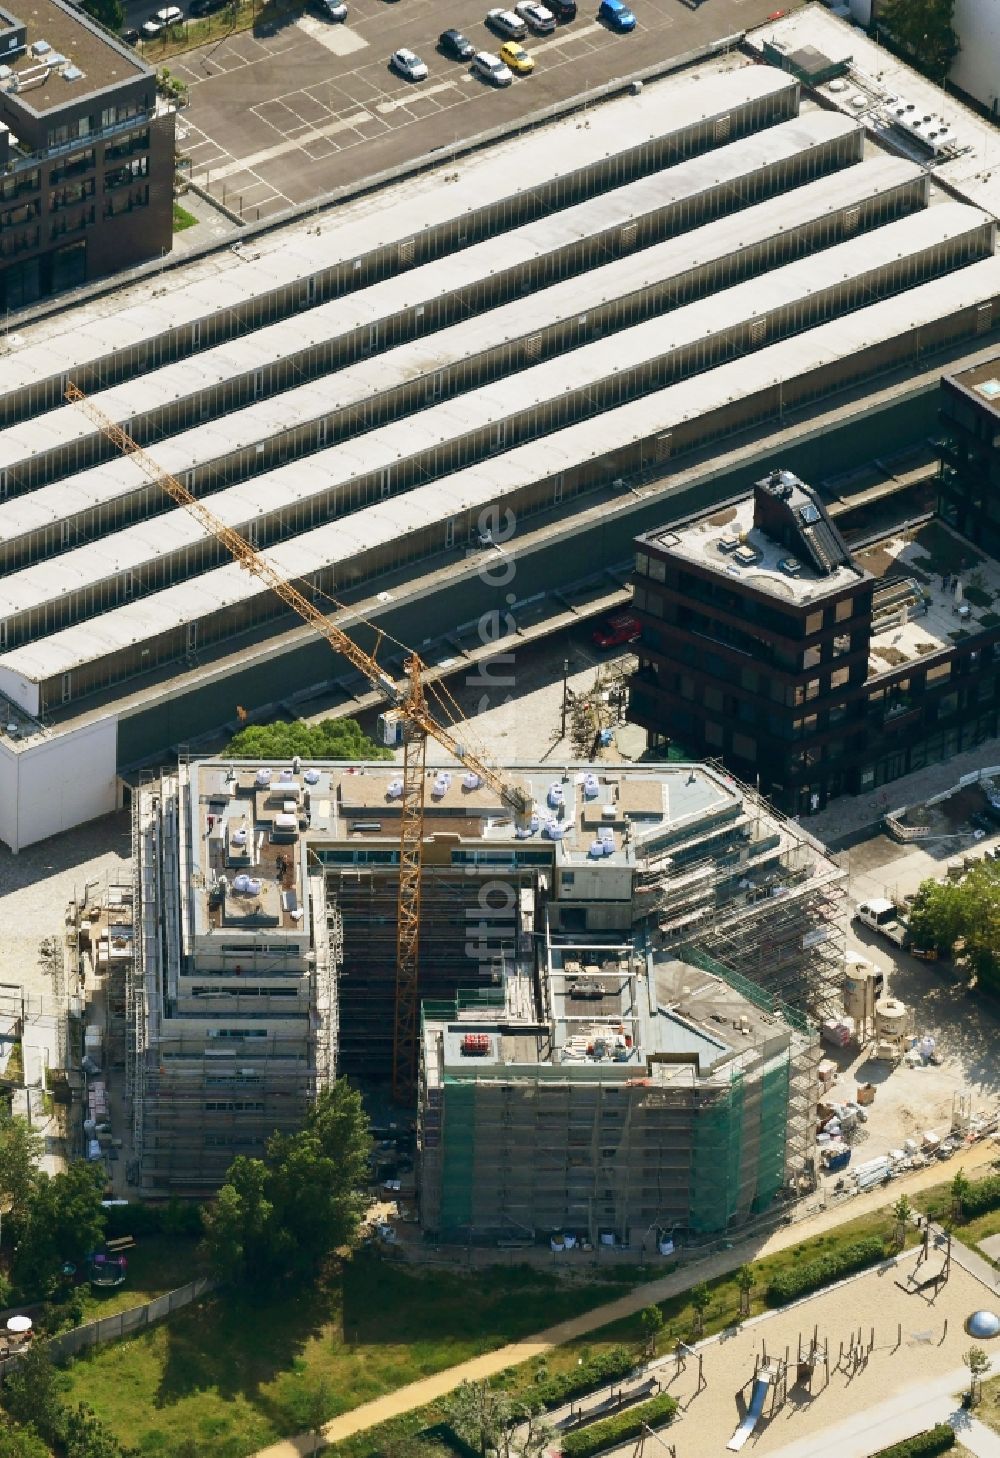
[803,645,821,670]
[648,557,666,583]
[740,666,757,693]
[805,610,823,635]
[732,732,756,760]
[704,721,723,747]
[833,633,851,658]
[635,551,649,576]
[926,662,951,687]
[831,666,849,690]
[805,678,820,701]
[835,597,854,622]
[703,685,723,712]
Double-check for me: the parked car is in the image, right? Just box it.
[439,26,474,57]
[311,0,349,16]
[471,49,513,84]
[592,610,641,649]
[598,0,635,28]
[121,25,141,43]
[486,7,527,38]
[515,0,555,31]
[391,47,429,79]
[548,0,576,17]
[155,4,184,20]
[188,0,225,15]
[499,39,533,71]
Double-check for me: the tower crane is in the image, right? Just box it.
[65,383,533,1101]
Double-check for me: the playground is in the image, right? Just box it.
[619,1246,997,1458]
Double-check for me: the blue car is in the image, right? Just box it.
[598,0,635,28]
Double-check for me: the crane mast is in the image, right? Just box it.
[65,383,531,1100]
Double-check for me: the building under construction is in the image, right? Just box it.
[129,753,839,1225]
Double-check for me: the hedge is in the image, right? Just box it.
[869,1423,955,1457]
[103,1198,204,1239]
[531,1348,637,1410]
[766,1235,886,1305]
[561,1392,677,1458]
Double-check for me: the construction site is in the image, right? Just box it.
[120,753,841,1244]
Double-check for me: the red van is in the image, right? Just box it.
[592,611,641,649]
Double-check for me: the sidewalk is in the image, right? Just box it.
[762,1367,970,1458]
[252,1142,997,1458]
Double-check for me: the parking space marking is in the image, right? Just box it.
[295,15,370,53]
[207,107,376,179]
[528,20,603,53]
[374,79,460,114]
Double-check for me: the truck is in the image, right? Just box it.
[854,897,909,949]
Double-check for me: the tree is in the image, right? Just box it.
[0,1112,42,1238]
[225,718,392,763]
[892,1194,913,1251]
[200,1157,275,1284]
[447,1381,514,1458]
[908,862,1000,994]
[201,1081,371,1285]
[964,1345,991,1405]
[737,1265,754,1318]
[12,1162,105,1299]
[0,1424,51,1458]
[690,1282,710,1338]
[284,1377,333,1457]
[951,1168,971,1223]
[79,0,125,32]
[640,1304,664,1356]
[876,0,959,83]
[0,1345,67,1442]
[446,1383,549,1458]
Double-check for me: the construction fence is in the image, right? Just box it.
[0,1277,214,1383]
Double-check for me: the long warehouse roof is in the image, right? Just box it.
[3,255,999,700]
[0,112,883,476]
[0,195,979,626]
[0,65,796,405]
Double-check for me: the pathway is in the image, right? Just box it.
[763,1367,972,1458]
[252,1141,998,1458]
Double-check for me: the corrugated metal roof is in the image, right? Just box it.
[0,65,796,403]
[0,113,893,477]
[4,254,999,688]
[0,196,980,624]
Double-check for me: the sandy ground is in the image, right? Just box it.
[641,1252,987,1458]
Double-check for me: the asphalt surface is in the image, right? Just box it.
[150,0,786,221]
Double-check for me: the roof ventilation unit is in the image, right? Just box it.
[717,533,740,555]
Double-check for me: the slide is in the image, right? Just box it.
[726,1371,771,1452]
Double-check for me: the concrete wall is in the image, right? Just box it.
[0,713,118,852]
[951,0,1000,116]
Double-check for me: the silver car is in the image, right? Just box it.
[391,47,429,80]
[486,7,527,37]
[515,1,555,32]
[471,49,513,85]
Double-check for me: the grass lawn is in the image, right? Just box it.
[972,1374,1000,1439]
[172,202,198,232]
[59,1256,639,1458]
[915,1168,1000,1264]
[76,1236,207,1323]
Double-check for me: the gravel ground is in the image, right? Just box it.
[0,813,131,1005]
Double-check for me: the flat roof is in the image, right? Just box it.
[3,254,1000,700]
[946,357,1000,417]
[746,6,1000,225]
[857,519,1000,672]
[0,63,795,399]
[655,490,863,605]
[3,0,145,114]
[0,116,905,484]
[3,183,977,624]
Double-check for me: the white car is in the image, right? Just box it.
[515,0,555,31]
[486,7,527,37]
[155,4,184,20]
[471,49,513,85]
[391,47,429,80]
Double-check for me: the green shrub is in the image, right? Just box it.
[869,1422,955,1457]
[103,1198,203,1239]
[766,1235,886,1305]
[532,1348,637,1409]
[561,1392,677,1458]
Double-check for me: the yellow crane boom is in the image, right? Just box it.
[65,383,531,1099]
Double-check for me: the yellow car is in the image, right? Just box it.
[498,40,534,73]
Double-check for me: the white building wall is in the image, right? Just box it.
[0,716,119,853]
[951,0,1000,115]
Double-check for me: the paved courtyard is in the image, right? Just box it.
[166,0,786,223]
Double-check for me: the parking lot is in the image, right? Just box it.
[169,0,786,221]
